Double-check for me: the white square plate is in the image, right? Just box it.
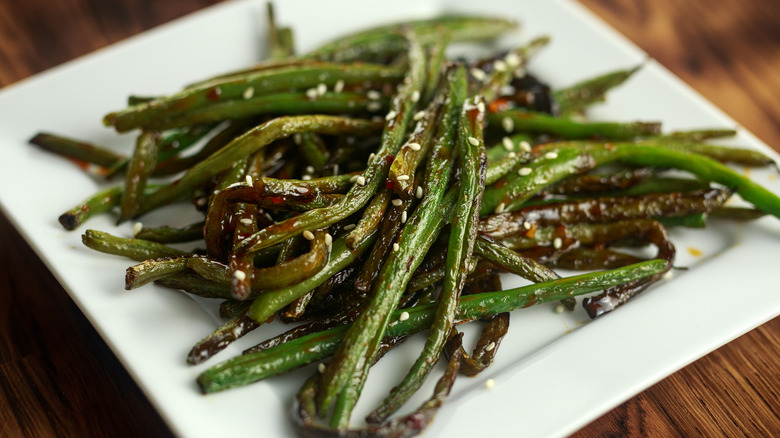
[1,0,778,437]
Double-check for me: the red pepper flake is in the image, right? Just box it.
[206,86,222,101]
[488,98,510,113]
[385,154,395,165]
[269,196,285,204]
[385,179,395,190]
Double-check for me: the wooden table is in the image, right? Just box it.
[1,1,778,436]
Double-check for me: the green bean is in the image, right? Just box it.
[104,63,404,132]
[554,64,642,117]
[187,308,259,365]
[154,273,232,299]
[134,221,204,243]
[198,259,669,393]
[636,140,777,167]
[59,185,123,230]
[345,187,391,251]
[489,109,661,139]
[29,132,125,169]
[474,236,559,283]
[478,36,550,103]
[296,133,330,170]
[125,256,191,289]
[82,229,187,261]
[119,131,159,222]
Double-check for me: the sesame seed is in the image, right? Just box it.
[343,224,356,231]
[553,237,563,249]
[494,202,506,214]
[368,152,376,162]
[477,100,485,113]
[393,243,400,252]
[411,90,420,102]
[502,116,514,133]
[367,90,382,100]
[356,176,366,186]
[333,164,339,176]
[334,80,345,93]
[519,141,531,152]
[324,233,333,247]
[508,152,517,158]
[385,110,397,121]
[293,133,302,144]
[408,142,421,151]
[316,83,327,96]
[239,218,253,226]
[367,102,382,112]
[554,303,565,314]
[514,66,527,78]
[396,175,410,181]
[468,136,479,146]
[306,166,315,174]
[505,52,521,67]
[196,197,207,206]
[303,230,315,240]
[485,341,496,352]
[301,175,312,181]
[663,270,674,280]
[318,363,326,373]
[518,167,532,176]
[399,311,410,321]
[526,92,536,104]
[132,222,143,236]
[350,175,359,183]
[246,175,253,186]
[401,211,407,223]
[392,199,403,207]
[470,67,487,81]
[502,137,514,151]
[265,212,274,222]
[523,221,532,230]
[545,151,558,159]
[413,110,426,121]
[305,88,318,99]
[485,379,495,389]
[494,60,508,72]
[500,85,516,96]
[416,186,424,199]
[233,270,246,281]
[243,86,255,99]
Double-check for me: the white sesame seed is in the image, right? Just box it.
[356,176,366,186]
[243,86,255,99]
[246,175,253,186]
[343,224,356,231]
[500,85,516,96]
[485,379,495,389]
[519,140,532,152]
[302,175,312,181]
[293,133,302,144]
[306,166,315,174]
[265,212,274,222]
[518,167,532,176]
[401,211,407,223]
[523,221,532,230]
[399,311,410,321]
[392,199,403,207]
[385,110,397,121]
[333,164,339,176]
[367,90,382,100]
[303,230,315,240]
[334,80,345,93]
[132,222,143,237]
[367,102,382,112]
[318,363,326,373]
[526,92,536,104]
[501,116,514,133]
[239,218,253,226]
[416,186,424,199]
[393,243,400,252]
[408,142,421,151]
[494,60,508,72]
[233,270,246,281]
[316,83,327,96]
[502,137,514,151]
[545,151,558,159]
[413,110,426,121]
[494,202,506,214]
[196,197,207,206]
[553,237,563,249]
[468,136,479,146]
[663,270,674,280]
[324,233,333,247]
[305,88,318,99]
[514,66,527,78]
[505,52,521,67]
[554,303,565,314]
[411,90,420,103]
[477,100,485,113]
[485,341,496,352]
[508,152,517,158]
[470,67,487,81]
[368,152,376,162]
[396,175,410,181]
[350,175,359,183]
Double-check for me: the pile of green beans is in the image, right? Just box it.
[33,7,780,438]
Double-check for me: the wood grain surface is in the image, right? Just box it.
[0,0,778,436]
